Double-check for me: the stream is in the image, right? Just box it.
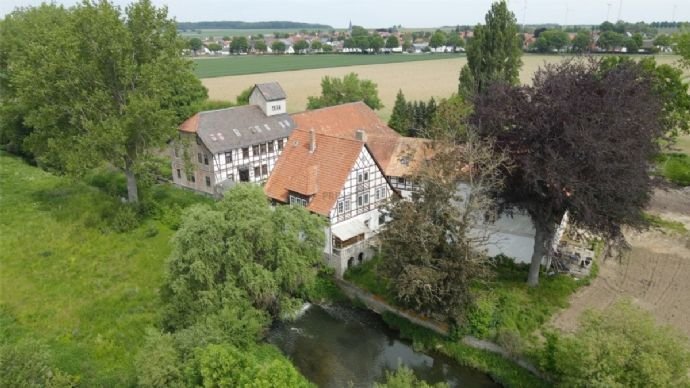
[267,304,499,387]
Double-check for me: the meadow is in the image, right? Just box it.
[193,53,465,78]
[201,54,686,120]
[0,153,209,385]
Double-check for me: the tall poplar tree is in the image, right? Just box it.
[458,0,522,97]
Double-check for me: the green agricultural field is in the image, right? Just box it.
[193,53,465,78]
[0,153,207,385]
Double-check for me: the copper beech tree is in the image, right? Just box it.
[473,60,665,286]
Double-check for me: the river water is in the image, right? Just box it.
[267,304,499,388]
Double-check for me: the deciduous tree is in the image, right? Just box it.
[385,35,400,49]
[307,73,383,110]
[458,1,522,97]
[271,40,286,53]
[473,59,665,286]
[0,0,207,203]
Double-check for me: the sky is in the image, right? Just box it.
[2,0,688,28]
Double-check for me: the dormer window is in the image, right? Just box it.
[289,194,308,207]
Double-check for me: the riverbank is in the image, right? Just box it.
[332,278,546,387]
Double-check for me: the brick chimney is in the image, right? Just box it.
[309,129,316,153]
[355,129,367,143]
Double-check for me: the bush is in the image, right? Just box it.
[374,365,448,388]
[106,203,141,233]
[0,339,79,388]
[135,329,183,388]
[542,300,690,387]
[656,153,690,186]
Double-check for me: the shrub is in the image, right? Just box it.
[0,339,78,388]
[657,153,690,186]
[107,203,141,233]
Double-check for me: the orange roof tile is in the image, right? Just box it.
[291,102,401,171]
[385,137,436,177]
[264,129,364,217]
[179,113,200,133]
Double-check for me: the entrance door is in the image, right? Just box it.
[239,168,249,182]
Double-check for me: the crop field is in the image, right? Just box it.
[201,54,686,120]
[193,54,465,78]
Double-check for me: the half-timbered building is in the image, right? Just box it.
[264,128,395,276]
[170,82,294,195]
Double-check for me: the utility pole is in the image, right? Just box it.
[672,4,677,23]
[522,0,528,31]
[617,0,623,22]
[606,3,612,22]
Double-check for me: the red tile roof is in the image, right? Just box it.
[179,113,200,133]
[291,101,401,172]
[264,129,365,217]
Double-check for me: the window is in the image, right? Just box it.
[242,148,249,159]
[225,151,232,164]
[205,176,211,187]
[271,104,280,111]
[261,164,268,176]
[277,139,284,151]
[174,147,179,158]
[188,174,195,183]
[268,141,274,152]
[252,145,259,156]
[227,173,234,181]
[197,153,202,163]
[176,169,181,179]
[338,201,344,213]
[364,171,369,181]
[375,188,381,200]
[254,166,260,177]
[260,143,267,154]
[196,136,201,145]
[203,155,209,165]
[379,213,386,225]
[358,171,369,183]
[357,193,369,207]
[289,195,307,207]
[397,177,406,185]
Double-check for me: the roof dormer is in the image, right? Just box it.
[250,82,287,117]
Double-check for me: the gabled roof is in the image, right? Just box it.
[178,105,294,153]
[264,129,365,217]
[385,137,435,177]
[254,82,287,101]
[291,101,401,171]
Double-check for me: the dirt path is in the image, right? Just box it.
[552,187,690,337]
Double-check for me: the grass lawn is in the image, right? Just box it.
[0,153,206,385]
[193,53,465,78]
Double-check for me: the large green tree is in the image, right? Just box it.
[161,184,325,330]
[458,0,522,97]
[675,31,690,68]
[307,72,383,110]
[230,36,249,53]
[0,0,207,203]
[388,90,410,134]
[543,301,690,387]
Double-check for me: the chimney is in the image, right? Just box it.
[355,129,367,143]
[309,129,316,153]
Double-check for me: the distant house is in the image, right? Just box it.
[170,82,294,195]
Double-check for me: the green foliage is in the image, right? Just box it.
[385,35,400,49]
[305,269,348,303]
[428,94,472,141]
[656,153,690,186]
[135,329,183,388]
[541,300,690,387]
[188,37,203,52]
[374,366,448,388]
[571,30,591,53]
[600,57,690,138]
[459,0,522,97]
[344,256,391,300]
[598,30,626,50]
[253,39,267,52]
[388,90,410,134]
[0,0,208,202]
[0,339,79,388]
[429,30,447,48]
[369,35,385,52]
[534,29,569,52]
[643,213,688,233]
[271,40,286,53]
[195,99,235,112]
[674,31,690,68]
[382,313,545,388]
[195,344,313,388]
[207,42,222,52]
[293,39,309,53]
[230,36,249,53]
[161,184,326,329]
[307,72,383,110]
[235,86,254,105]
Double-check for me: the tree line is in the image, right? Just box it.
[176,20,332,30]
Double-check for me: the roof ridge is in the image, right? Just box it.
[291,101,367,116]
[291,128,365,144]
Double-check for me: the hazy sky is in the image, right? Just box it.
[2,0,688,27]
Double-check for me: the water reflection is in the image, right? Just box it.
[267,304,499,388]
